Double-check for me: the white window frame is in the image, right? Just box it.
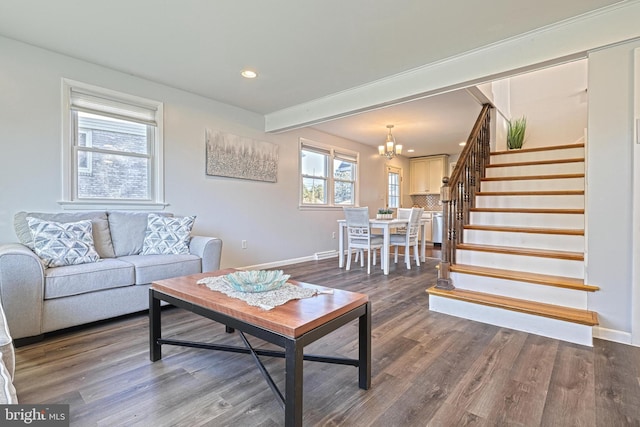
[60,79,165,210]
[299,138,359,209]
[77,128,93,175]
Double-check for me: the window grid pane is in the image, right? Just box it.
[301,149,328,178]
[388,171,400,208]
[77,150,150,200]
[302,177,327,204]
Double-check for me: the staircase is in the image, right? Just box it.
[427,142,599,346]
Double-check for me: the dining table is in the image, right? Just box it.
[337,217,429,275]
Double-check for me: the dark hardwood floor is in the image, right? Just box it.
[13,253,640,426]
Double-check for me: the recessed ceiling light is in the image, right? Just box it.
[241,69,258,79]
[459,141,466,146]
[407,149,415,153]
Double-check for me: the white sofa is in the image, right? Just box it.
[0,301,17,404]
[0,211,222,345]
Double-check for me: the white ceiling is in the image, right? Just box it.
[0,0,622,156]
[311,89,483,157]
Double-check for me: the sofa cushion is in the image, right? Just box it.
[108,211,172,257]
[141,214,195,255]
[119,254,201,285]
[44,259,135,299]
[27,218,100,268]
[15,211,115,258]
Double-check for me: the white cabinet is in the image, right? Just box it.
[422,218,433,242]
[409,155,449,195]
[409,158,429,195]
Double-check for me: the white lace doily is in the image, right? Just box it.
[197,275,320,310]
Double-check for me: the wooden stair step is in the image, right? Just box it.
[464,224,584,235]
[426,287,598,326]
[470,207,584,214]
[476,190,584,196]
[456,243,584,261]
[482,173,584,182]
[491,143,585,156]
[486,158,584,168]
[450,264,598,291]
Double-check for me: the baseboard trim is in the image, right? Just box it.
[239,255,317,270]
[593,326,635,346]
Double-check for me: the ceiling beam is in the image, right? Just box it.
[265,1,640,133]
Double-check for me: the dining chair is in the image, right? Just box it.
[390,207,424,269]
[343,207,384,274]
[391,208,412,236]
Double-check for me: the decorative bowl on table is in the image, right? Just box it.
[224,270,291,293]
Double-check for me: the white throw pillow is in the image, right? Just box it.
[26,217,100,268]
[141,214,195,255]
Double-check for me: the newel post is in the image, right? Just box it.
[436,177,455,290]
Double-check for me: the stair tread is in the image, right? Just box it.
[464,224,584,235]
[471,207,584,214]
[450,264,598,291]
[482,173,584,181]
[491,143,585,156]
[487,158,584,168]
[477,190,584,196]
[456,243,584,261]
[426,287,599,326]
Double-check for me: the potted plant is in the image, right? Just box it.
[507,116,527,150]
[376,208,393,220]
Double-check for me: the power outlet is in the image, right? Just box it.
[241,240,247,249]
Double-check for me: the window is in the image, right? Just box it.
[61,79,164,208]
[300,139,358,207]
[387,166,401,209]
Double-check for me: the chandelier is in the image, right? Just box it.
[378,124,402,159]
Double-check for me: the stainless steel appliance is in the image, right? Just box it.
[432,212,443,244]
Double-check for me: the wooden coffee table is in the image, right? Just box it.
[149,269,371,427]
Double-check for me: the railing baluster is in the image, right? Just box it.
[436,105,492,290]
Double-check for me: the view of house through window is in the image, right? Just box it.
[76,112,151,200]
[300,139,358,207]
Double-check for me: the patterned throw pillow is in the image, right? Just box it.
[141,214,195,255]
[26,217,100,268]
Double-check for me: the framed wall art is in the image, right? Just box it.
[205,129,278,182]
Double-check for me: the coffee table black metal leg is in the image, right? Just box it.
[149,290,162,362]
[284,338,304,427]
[359,301,372,390]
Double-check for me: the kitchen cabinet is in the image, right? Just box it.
[422,217,433,242]
[409,155,449,195]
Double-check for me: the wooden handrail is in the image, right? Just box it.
[436,104,492,290]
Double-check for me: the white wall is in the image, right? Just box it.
[587,40,640,342]
[0,36,387,268]
[508,60,588,148]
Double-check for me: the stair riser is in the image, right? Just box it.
[469,212,584,229]
[490,147,585,164]
[475,194,584,209]
[450,272,589,309]
[481,177,584,192]
[463,229,585,252]
[428,295,593,346]
[455,249,584,279]
[486,162,584,178]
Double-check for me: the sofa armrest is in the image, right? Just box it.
[0,243,45,340]
[189,236,223,273]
